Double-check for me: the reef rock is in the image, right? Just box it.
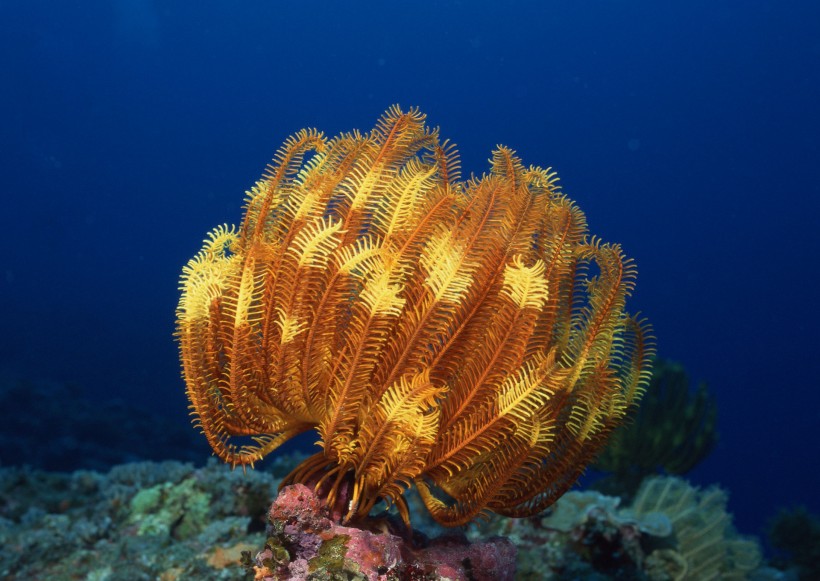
[250,483,517,580]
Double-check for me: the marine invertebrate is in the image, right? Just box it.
[176,106,653,526]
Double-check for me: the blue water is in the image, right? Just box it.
[2,0,819,538]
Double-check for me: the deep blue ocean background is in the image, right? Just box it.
[2,0,818,541]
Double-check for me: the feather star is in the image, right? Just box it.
[176,106,654,526]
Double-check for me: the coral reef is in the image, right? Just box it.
[592,358,718,498]
[0,459,784,580]
[177,106,653,526]
[0,459,284,579]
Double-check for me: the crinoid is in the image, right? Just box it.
[176,106,654,526]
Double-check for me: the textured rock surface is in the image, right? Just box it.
[252,484,517,581]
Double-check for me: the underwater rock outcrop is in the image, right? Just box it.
[249,483,517,580]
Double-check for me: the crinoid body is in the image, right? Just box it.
[176,106,654,526]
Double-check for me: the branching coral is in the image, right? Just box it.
[176,106,653,526]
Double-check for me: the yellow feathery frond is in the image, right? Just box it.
[377,160,439,239]
[501,255,550,309]
[495,354,554,421]
[345,165,383,212]
[568,394,609,442]
[231,255,258,327]
[360,268,405,317]
[420,229,473,303]
[288,217,343,268]
[335,235,383,275]
[177,230,241,323]
[242,128,326,242]
[289,189,320,222]
[274,307,307,344]
[202,224,239,257]
[371,370,444,433]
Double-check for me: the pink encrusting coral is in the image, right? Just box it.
[250,484,517,580]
